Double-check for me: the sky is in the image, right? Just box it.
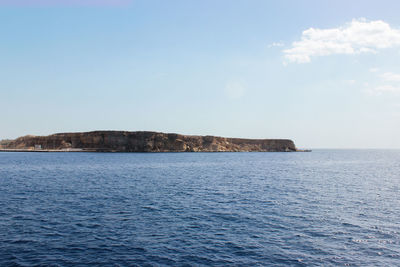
[1,0,400,148]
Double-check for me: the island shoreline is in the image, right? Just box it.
[0,131,307,152]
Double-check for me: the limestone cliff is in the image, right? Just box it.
[2,131,297,152]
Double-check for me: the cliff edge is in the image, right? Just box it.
[1,131,297,152]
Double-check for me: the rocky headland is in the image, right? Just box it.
[0,131,298,152]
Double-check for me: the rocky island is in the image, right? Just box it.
[0,131,298,152]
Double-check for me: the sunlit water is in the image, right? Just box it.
[0,150,399,266]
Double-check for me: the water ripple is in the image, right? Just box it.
[0,150,400,266]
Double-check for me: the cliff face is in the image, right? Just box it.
[3,131,297,152]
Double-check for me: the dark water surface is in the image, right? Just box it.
[0,150,399,266]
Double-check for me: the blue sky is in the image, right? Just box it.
[1,0,400,148]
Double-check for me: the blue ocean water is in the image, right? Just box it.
[0,150,399,266]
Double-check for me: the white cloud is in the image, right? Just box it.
[380,72,400,82]
[284,18,400,63]
[224,81,245,99]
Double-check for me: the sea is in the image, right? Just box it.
[0,150,399,266]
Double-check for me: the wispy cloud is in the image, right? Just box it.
[380,72,400,82]
[366,70,400,94]
[268,42,284,48]
[369,67,379,73]
[374,84,400,93]
[344,79,356,85]
[0,0,132,6]
[284,18,400,63]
